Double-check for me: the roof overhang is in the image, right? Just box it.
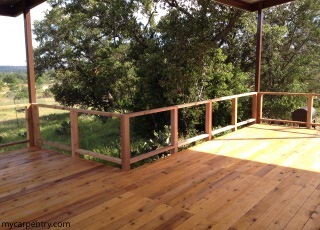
[0,0,46,17]
[214,0,296,12]
[0,0,296,17]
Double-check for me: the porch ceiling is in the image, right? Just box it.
[0,0,296,17]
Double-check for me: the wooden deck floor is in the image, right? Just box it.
[0,124,320,230]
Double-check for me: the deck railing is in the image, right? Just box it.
[35,104,123,165]
[1,91,319,170]
[0,104,30,148]
[122,92,257,170]
[258,92,320,128]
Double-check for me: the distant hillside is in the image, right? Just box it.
[0,66,27,73]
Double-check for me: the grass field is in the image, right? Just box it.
[38,109,122,157]
[0,98,58,152]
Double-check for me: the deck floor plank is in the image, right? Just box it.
[0,124,319,230]
[285,189,320,230]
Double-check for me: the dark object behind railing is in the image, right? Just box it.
[292,106,317,127]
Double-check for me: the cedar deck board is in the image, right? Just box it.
[0,124,319,229]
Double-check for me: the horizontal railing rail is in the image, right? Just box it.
[259,92,320,97]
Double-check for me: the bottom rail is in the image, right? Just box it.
[178,134,209,147]
[77,148,122,164]
[130,145,175,164]
[0,140,29,149]
[41,140,72,151]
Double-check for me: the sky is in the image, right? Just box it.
[0,2,165,66]
[0,2,50,66]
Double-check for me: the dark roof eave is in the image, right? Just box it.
[0,0,296,17]
[0,5,15,16]
[254,0,296,10]
[215,0,295,12]
[0,0,46,17]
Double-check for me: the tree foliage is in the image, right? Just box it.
[221,0,320,118]
[34,0,320,131]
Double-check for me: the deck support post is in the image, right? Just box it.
[306,94,314,129]
[70,110,80,157]
[257,93,263,124]
[23,2,37,147]
[31,104,41,147]
[120,115,131,171]
[170,107,179,154]
[26,104,35,147]
[205,101,213,140]
[252,94,257,122]
[255,4,263,92]
[232,98,238,131]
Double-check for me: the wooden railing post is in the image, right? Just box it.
[31,104,41,147]
[307,94,314,129]
[26,104,35,147]
[205,101,213,140]
[120,114,131,171]
[257,93,263,124]
[170,107,178,154]
[70,110,80,157]
[232,98,238,131]
[252,94,257,122]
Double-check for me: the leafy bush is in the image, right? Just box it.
[55,121,70,136]
[43,89,53,98]
[131,125,171,162]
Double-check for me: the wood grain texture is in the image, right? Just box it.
[0,124,319,230]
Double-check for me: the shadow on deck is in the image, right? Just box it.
[0,124,320,229]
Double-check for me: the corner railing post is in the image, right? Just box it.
[205,100,213,140]
[170,107,178,154]
[120,114,131,171]
[70,110,80,157]
[257,93,263,124]
[31,104,41,147]
[252,93,257,122]
[307,94,314,129]
[232,97,238,131]
[26,104,35,147]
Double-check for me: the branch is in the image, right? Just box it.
[213,11,242,43]
[143,10,156,32]
[164,0,193,18]
[281,35,310,71]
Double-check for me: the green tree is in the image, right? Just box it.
[129,0,250,132]
[261,0,320,118]
[34,0,249,134]
[3,74,19,85]
[34,0,139,112]
[222,0,320,119]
